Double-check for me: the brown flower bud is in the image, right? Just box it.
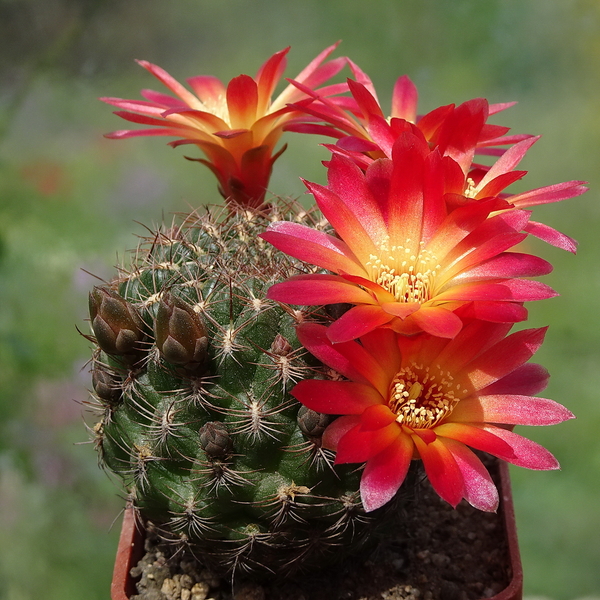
[91,362,123,405]
[269,334,293,356]
[199,421,233,458]
[154,293,208,371]
[297,405,333,439]
[89,287,146,359]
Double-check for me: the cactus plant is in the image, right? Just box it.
[86,202,403,578]
[91,46,583,593]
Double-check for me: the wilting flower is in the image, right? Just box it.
[292,321,573,512]
[286,66,587,251]
[261,134,557,341]
[101,44,347,208]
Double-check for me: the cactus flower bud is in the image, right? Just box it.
[297,405,333,439]
[269,333,293,356]
[154,293,208,371]
[89,287,146,359]
[91,362,123,405]
[199,421,233,458]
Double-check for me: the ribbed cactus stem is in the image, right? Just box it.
[87,200,401,577]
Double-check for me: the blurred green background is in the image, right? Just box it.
[0,1,598,599]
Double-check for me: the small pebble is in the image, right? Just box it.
[191,582,210,600]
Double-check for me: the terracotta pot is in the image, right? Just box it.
[111,461,523,600]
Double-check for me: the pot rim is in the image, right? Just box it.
[111,460,523,600]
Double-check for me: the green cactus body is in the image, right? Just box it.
[89,201,396,577]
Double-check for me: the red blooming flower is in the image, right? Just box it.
[286,66,587,251]
[292,321,573,512]
[261,133,557,341]
[101,44,347,209]
[288,69,526,169]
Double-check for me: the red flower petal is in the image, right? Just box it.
[260,221,363,274]
[322,415,361,450]
[421,150,448,243]
[436,279,557,303]
[387,132,429,245]
[101,97,167,115]
[443,439,499,512]
[325,155,388,238]
[336,421,400,464]
[266,274,375,306]
[509,180,588,208]
[524,221,578,253]
[292,380,384,415]
[141,89,187,108]
[456,252,553,281]
[136,60,201,107]
[360,404,398,430]
[479,425,560,470]
[111,110,190,128]
[278,42,344,106]
[462,301,528,323]
[413,435,464,508]
[325,304,395,343]
[477,136,539,189]
[435,320,513,375]
[426,199,496,259]
[380,302,421,319]
[254,47,289,114]
[359,328,403,382]
[410,306,464,338]
[186,75,227,106]
[464,327,547,391]
[449,394,575,426]
[304,178,380,262]
[477,170,527,198]
[226,74,258,130]
[296,323,390,394]
[391,75,418,123]
[347,79,386,120]
[433,422,515,461]
[361,434,414,512]
[444,232,528,278]
[481,363,550,396]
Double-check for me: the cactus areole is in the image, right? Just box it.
[88,201,402,578]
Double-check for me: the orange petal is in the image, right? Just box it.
[227,74,258,129]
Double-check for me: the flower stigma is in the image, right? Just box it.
[464,177,478,199]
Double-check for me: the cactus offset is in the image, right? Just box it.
[87,201,398,578]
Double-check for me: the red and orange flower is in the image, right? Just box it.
[101,44,347,208]
[292,321,573,512]
[261,132,557,341]
[286,66,586,251]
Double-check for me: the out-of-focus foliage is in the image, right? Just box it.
[0,1,598,599]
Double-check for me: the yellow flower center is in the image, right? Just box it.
[388,363,462,428]
[365,238,440,303]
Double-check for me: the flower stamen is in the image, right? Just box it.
[389,363,458,428]
[365,239,440,303]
